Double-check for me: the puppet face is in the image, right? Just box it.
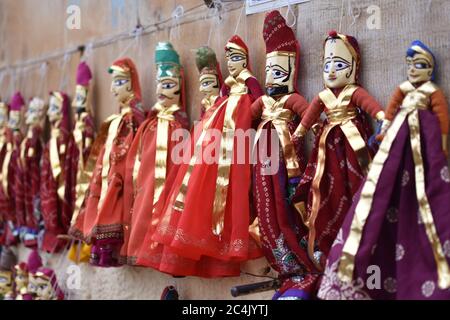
[226,48,247,78]
[406,52,433,84]
[110,74,133,105]
[199,74,219,98]
[323,38,356,89]
[0,103,8,128]
[0,271,13,295]
[8,111,22,130]
[27,274,38,297]
[14,269,28,289]
[34,276,55,300]
[265,54,296,96]
[156,76,181,108]
[72,85,88,112]
[47,95,63,124]
[26,99,46,126]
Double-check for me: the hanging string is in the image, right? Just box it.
[338,0,345,33]
[8,68,17,99]
[59,53,71,92]
[348,0,361,27]
[284,0,296,28]
[206,0,222,46]
[37,62,49,97]
[0,71,5,97]
[234,1,245,35]
[427,0,433,12]
[170,4,185,41]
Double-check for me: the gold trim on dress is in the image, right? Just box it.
[97,107,131,211]
[307,84,370,270]
[211,69,252,236]
[266,51,296,58]
[337,81,450,289]
[254,94,300,178]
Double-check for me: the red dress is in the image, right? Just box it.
[0,129,6,245]
[137,71,264,277]
[16,127,44,248]
[68,111,96,226]
[0,129,22,246]
[70,100,145,266]
[40,127,76,253]
[120,105,188,265]
[292,85,382,286]
[251,94,321,296]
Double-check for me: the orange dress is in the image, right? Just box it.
[70,100,144,267]
[120,105,188,265]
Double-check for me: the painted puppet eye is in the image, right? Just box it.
[114,79,129,86]
[414,63,429,69]
[230,55,244,62]
[201,81,214,87]
[334,60,350,71]
[162,82,176,90]
[272,68,288,79]
[323,62,331,73]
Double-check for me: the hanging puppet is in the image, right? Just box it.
[16,97,47,249]
[67,61,95,263]
[0,100,8,245]
[70,58,145,267]
[250,10,318,300]
[195,46,223,117]
[40,91,75,253]
[0,92,26,247]
[138,36,264,277]
[120,42,188,265]
[318,41,450,300]
[291,31,385,296]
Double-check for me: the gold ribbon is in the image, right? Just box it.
[132,103,179,206]
[97,107,131,211]
[172,98,229,214]
[211,70,252,236]
[1,141,13,197]
[337,81,450,289]
[202,95,218,113]
[19,135,28,168]
[49,128,67,201]
[306,85,370,270]
[71,113,94,225]
[253,94,300,178]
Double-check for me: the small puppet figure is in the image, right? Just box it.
[32,267,64,300]
[0,99,9,245]
[17,97,47,248]
[14,249,43,300]
[0,246,17,300]
[318,40,450,300]
[69,58,145,267]
[120,42,189,265]
[138,35,264,277]
[40,91,75,253]
[0,92,26,246]
[290,31,385,297]
[250,10,314,300]
[67,61,96,263]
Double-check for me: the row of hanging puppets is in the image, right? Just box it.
[0,10,449,300]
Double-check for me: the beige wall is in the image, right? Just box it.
[2,0,450,299]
